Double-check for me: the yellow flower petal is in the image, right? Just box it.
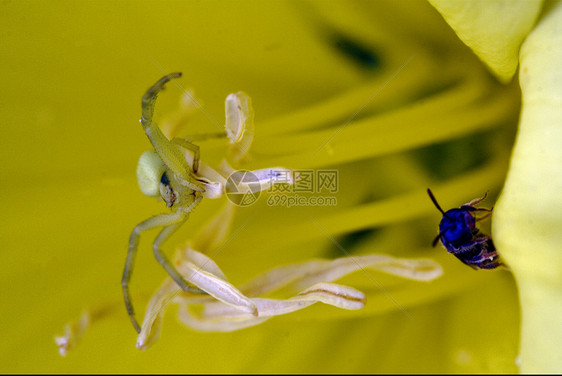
[493,1,562,372]
[1,0,525,372]
[428,0,544,82]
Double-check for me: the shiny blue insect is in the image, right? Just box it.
[427,188,502,270]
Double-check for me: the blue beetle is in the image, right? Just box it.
[427,188,502,270]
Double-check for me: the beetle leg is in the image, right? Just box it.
[474,248,503,269]
[467,191,488,206]
[463,206,493,221]
[431,227,448,247]
[474,210,493,222]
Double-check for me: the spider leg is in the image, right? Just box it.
[140,73,196,188]
[186,132,227,142]
[121,211,189,333]
[152,195,205,293]
[141,73,182,124]
[153,226,206,296]
[172,137,200,174]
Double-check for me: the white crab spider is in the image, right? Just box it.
[122,73,295,333]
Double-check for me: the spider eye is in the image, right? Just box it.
[159,172,177,207]
[136,150,166,197]
[160,171,171,186]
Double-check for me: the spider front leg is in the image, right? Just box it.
[140,72,201,192]
[172,137,200,174]
[121,210,201,333]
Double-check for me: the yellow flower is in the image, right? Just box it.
[429,1,561,372]
[3,0,555,373]
[87,74,441,349]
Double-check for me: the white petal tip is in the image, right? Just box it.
[136,338,149,351]
[54,336,69,357]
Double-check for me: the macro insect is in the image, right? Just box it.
[122,72,212,333]
[427,188,503,270]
